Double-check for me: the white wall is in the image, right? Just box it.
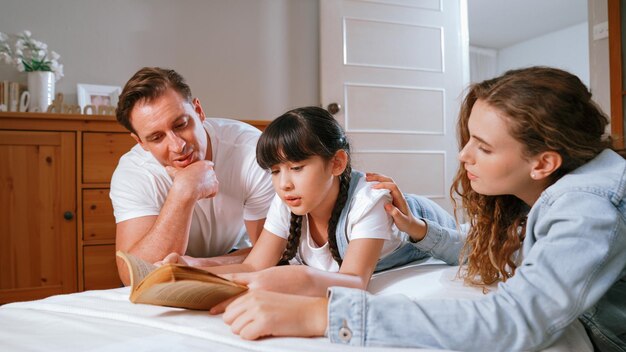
[588,0,610,119]
[497,22,590,87]
[0,0,319,120]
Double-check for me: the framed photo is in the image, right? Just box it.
[77,83,121,114]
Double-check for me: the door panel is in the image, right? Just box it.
[321,0,469,211]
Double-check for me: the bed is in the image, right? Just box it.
[0,258,592,351]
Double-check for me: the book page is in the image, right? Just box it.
[134,279,247,310]
[117,252,248,310]
[116,251,157,289]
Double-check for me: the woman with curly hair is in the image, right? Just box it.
[222,67,626,351]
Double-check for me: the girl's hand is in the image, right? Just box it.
[209,268,288,314]
[222,266,308,293]
[366,172,427,241]
[209,267,306,314]
[222,290,328,340]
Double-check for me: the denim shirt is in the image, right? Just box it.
[327,149,626,351]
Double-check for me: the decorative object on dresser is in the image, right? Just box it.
[77,83,121,115]
[0,30,64,113]
[0,80,28,112]
[27,70,55,112]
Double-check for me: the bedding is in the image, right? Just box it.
[0,258,592,351]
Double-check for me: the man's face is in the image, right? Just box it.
[130,88,209,169]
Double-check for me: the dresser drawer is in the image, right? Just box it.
[83,189,115,242]
[82,132,135,183]
[83,245,122,290]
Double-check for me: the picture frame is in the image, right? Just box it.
[77,83,121,115]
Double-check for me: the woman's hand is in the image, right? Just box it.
[366,172,428,241]
[222,290,328,340]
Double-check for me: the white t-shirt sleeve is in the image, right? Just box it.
[262,194,292,239]
[109,162,168,223]
[347,187,394,241]
[242,155,275,221]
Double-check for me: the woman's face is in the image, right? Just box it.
[458,99,538,204]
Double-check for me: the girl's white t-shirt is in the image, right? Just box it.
[263,177,404,272]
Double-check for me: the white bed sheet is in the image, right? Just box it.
[0,258,592,351]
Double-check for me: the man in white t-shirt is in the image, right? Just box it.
[110,67,274,285]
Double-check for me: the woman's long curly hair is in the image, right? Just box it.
[256,106,351,266]
[452,66,612,286]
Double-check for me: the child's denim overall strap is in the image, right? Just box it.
[335,172,455,272]
[335,170,364,257]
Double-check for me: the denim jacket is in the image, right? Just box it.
[327,149,626,351]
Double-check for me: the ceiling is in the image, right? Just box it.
[468,0,589,49]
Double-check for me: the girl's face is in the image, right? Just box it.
[270,155,341,218]
[458,99,538,204]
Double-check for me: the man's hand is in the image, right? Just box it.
[154,252,191,266]
[166,160,219,200]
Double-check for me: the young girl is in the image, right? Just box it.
[221,67,626,351]
[161,106,455,299]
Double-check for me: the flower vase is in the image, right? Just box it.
[27,71,55,112]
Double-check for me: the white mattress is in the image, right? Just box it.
[0,258,592,351]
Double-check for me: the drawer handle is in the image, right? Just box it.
[63,211,74,220]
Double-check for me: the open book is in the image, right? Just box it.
[116,251,247,310]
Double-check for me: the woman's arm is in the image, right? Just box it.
[225,192,626,350]
[325,192,626,350]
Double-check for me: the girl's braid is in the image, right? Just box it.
[279,213,303,263]
[326,167,352,266]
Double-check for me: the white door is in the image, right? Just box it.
[320,0,469,212]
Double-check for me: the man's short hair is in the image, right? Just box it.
[116,67,193,134]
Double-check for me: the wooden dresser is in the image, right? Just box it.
[0,112,268,304]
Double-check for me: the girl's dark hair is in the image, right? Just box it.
[451,66,612,286]
[257,106,351,266]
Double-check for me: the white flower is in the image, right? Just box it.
[0,30,63,81]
